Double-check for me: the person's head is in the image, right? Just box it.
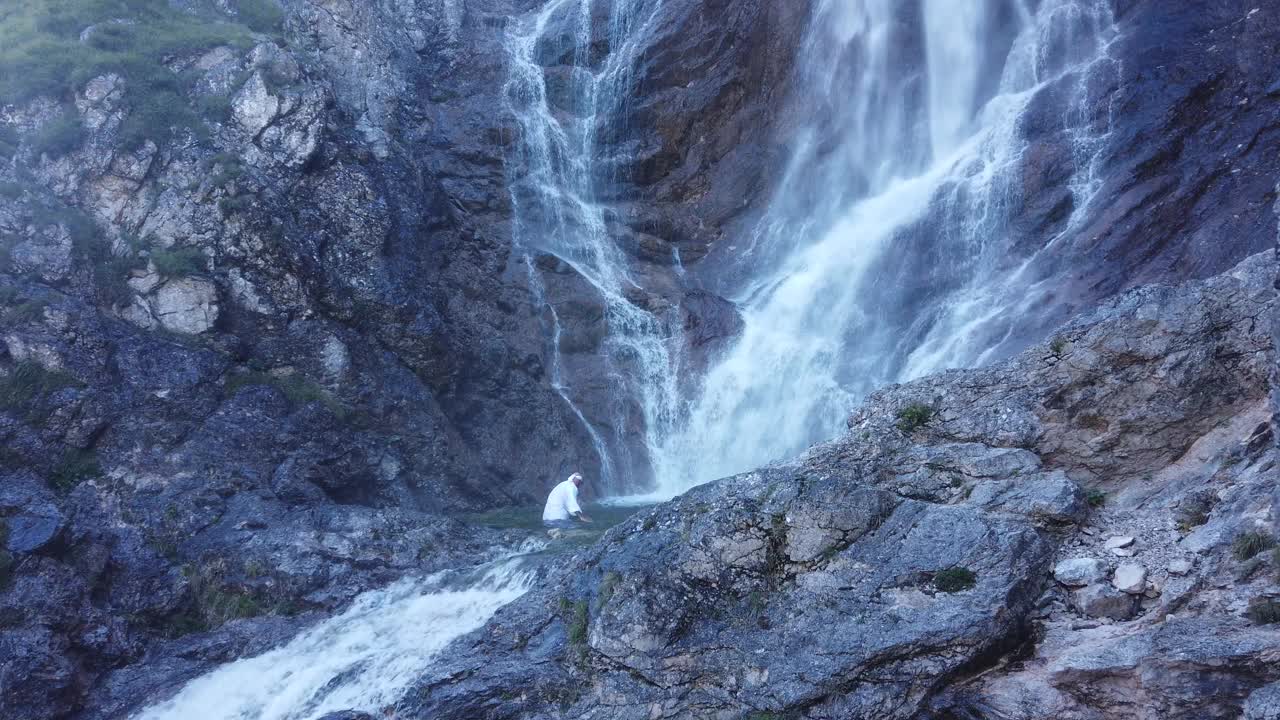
[569,472,584,487]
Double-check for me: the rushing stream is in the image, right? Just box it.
[132,547,541,720]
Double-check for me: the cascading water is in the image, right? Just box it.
[131,550,539,720]
[649,0,1119,496]
[503,0,681,495]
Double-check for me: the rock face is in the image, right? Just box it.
[405,253,1276,719]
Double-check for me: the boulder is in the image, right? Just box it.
[1053,557,1107,587]
[1073,583,1137,620]
[1112,561,1147,595]
[1244,681,1280,720]
[151,278,219,335]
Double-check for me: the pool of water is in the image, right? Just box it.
[462,502,653,552]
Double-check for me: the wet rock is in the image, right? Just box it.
[1113,561,1148,595]
[1073,583,1137,620]
[1054,557,1107,588]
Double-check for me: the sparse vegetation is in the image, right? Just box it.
[1245,597,1280,625]
[225,370,348,419]
[934,567,977,593]
[0,361,80,415]
[560,598,589,650]
[150,245,206,278]
[167,558,276,636]
[49,448,102,491]
[30,113,84,158]
[1084,488,1107,508]
[0,1,281,151]
[598,571,621,608]
[1049,336,1067,354]
[1232,530,1275,562]
[896,403,934,433]
[1176,491,1215,532]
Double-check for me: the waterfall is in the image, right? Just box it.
[131,551,539,720]
[649,0,1119,496]
[503,0,679,495]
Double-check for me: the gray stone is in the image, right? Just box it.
[152,278,219,335]
[1113,561,1147,594]
[1104,536,1136,550]
[1053,557,1108,587]
[1244,681,1280,720]
[1167,559,1194,576]
[1073,583,1137,620]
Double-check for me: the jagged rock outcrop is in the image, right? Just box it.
[403,250,1276,719]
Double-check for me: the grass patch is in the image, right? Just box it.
[225,370,347,419]
[1084,488,1107,508]
[0,0,279,150]
[560,598,589,650]
[151,245,206,278]
[0,361,80,413]
[1232,531,1275,562]
[934,567,977,593]
[30,112,84,158]
[1246,597,1280,625]
[896,404,934,433]
[49,448,101,491]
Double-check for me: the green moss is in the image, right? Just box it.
[1084,488,1107,508]
[1232,531,1274,562]
[150,245,206,278]
[896,404,934,433]
[49,448,101,492]
[934,567,977,593]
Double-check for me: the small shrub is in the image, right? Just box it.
[934,567,977,593]
[896,404,934,433]
[1246,597,1280,625]
[150,245,206,278]
[30,112,84,158]
[49,449,101,492]
[1084,488,1107,508]
[560,598,589,649]
[1049,337,1067,354]
[1232,531,1275,562]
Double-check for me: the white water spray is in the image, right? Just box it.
[131,552,538,720]
[649,0,1119,496]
